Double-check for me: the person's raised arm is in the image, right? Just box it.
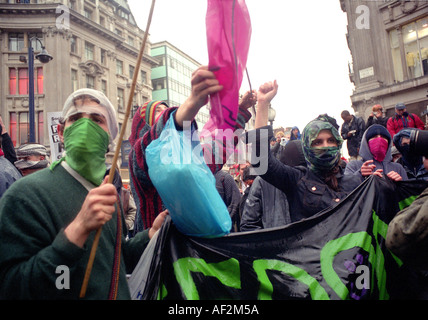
[254,80,278,129]
[239,89,257,111]
[175,66,223,128]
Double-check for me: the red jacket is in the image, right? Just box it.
[387,113,425,138]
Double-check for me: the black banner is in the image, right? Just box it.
[130,176,428,300]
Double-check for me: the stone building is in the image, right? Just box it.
[150,40,210,129]
[340,0,428,121]
[0,0,158,166]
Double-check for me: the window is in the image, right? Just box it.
[10,113,17,146]
[169,56,175,69]
[156,55,165,67]
[86,75,95,89]
[18,68,28,95]
[101,80,107,95]
[418,18,428,76]
[404,22,423,78]
[117,88,125,110]
[9,111,44,146]
[390,17,428,82]
[9,69,17,95]
[152,78,166,90]
[8,32,24,51]
[390,29,403,82]
[29,33,43,51]
[85,42,94,60]
[9,67,43,95]
[71,69,78,92]
[19,112,29,145]
[101,49,107,65]
[36,67,43,94]
[127,36,134,47]
[118,9,129,21]
[115,28,123,37]
[140,70,147,84]
[129,65,135,79]
[116,59,123,75]
[99,16,106,27]
[84,7,92,20]
[70,36,77,53]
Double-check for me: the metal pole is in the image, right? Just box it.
[28,41,35,143]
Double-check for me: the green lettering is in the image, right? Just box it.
[157,283,167,300]
[173,258,241,300]
[371,211,389,299]
[253,259,330,300]
[320,232,375,299]
[399,196,417,211]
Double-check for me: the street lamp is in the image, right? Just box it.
[268,104,276,127]
[26,37,53,142]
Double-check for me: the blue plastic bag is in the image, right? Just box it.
[145,112,231,238]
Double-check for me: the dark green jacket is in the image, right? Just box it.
[0,164,150,300]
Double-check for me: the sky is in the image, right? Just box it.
[127,0,355,133]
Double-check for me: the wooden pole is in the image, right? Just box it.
[245,68,256,116]
[79,0,157,298]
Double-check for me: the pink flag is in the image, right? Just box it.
[203,0,252,133]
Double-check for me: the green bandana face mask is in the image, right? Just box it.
[302,119,343,175]
[63,117,110,186]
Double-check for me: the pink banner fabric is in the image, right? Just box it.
[203,0,252,134]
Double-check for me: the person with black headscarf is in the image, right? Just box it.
[248,80,362,223]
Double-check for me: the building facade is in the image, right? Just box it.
[0,0,157,165]
[340,0,428,121]
[150,40,210,129]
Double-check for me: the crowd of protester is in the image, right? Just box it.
[0,66,427,299]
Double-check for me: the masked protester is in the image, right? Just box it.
[393,128,428,181]
[248,81,362,223]
[344,124,407,182]
[14,143,50,176]
[0,88,168,299]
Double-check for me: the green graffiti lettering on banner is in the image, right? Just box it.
[371,211,390,299]
[158,283,167,300]
[399,196,417,211]
[320,232,376,299]
[253,259,330,300]
[173,258,241,300]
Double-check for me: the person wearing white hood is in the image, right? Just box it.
[344,124,407,182]
[0,88,167,299]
